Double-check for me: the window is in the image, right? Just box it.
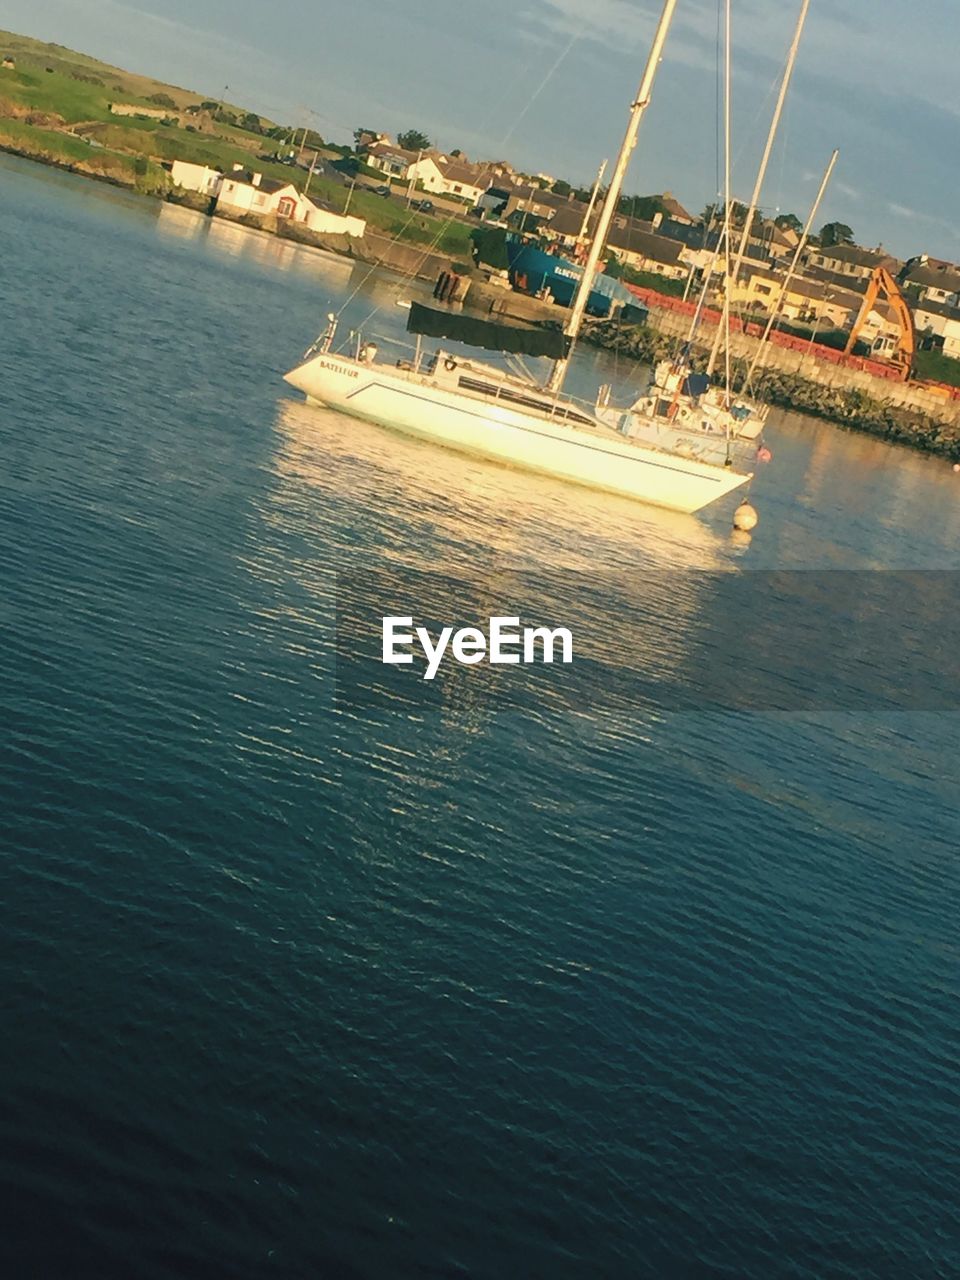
[277,196,296,218]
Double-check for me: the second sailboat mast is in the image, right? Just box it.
[546,0,679,394]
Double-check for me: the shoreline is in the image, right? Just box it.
[7,142,960,462]
[581,319,960,462]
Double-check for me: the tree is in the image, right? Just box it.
[605,252,624,279]
[618,193,668,221]
[551,179,571,198]
[819,221,854,248]
[240,112,261,134]
[148,93,176,109]
[469,226,509,270]
[775,212,803,234]
[397,129,431,152]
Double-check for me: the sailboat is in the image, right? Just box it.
[597,0,812,471]
[283,0,754,514]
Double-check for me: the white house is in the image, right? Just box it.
[302,205,366,238]
[805,243,901,283]
[913,299,960,359]
[903,257,960,309]
[422,159,492,205]
[217,169,312,220]
[364,143,445,187]
[169,162,364,237]
[169,159,223,197]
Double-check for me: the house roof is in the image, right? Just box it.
[742,265,863,310]
[659,192,693,221]
[526,187,578,211]
[801,264,871,295]
[783,277,860,309]
[753,219,795,250]
[606,224,684,264]
[904,262,960,295]
[225,173,297,196]
[497,181,556,207]
[546,205,596,238]
[438,161,490,189]
[811,243,901,271]
[912,297,960,323]
[365,141,440,166]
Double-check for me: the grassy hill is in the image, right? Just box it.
[0,28,285,191]
[0,28,255,120]
[0,29,472,255]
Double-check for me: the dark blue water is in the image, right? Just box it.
[1,154,958,1279]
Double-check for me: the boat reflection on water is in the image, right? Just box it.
[267,397,960,755]
[272,397,728,573]
[269,396,730,738]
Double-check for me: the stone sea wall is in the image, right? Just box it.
[584,313,960,460]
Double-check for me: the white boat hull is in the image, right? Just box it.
[283,352,751,514]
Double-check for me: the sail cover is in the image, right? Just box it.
[407,302,570,360]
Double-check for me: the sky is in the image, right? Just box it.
[5,0,959,260]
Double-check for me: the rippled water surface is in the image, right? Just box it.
[1,154,958,1279]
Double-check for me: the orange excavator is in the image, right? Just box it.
[843,265,915,380]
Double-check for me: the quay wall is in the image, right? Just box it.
[637,300,960,425]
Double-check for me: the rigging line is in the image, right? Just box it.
[498,27,582,150]
[327,26,586,332]
[729,60,786,179]
[775,91,791,213]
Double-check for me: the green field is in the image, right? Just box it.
[0,29,474,256]
[914,348,960,388]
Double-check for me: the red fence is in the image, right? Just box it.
[625,283,960,400]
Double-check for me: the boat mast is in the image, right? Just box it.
[577,159,608,255]
[730,0,810,285]
[745,148,838,389]
[722,0,732,404]
[708,0,809,378]
[707,0,733,394]
[546,0,678,394]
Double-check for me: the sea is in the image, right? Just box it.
[1,152,958,1279]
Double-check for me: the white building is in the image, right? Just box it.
[169,160,223,197]
[913,299,960,359]
[110,103,176,121]
[422,159,492,205]
[217,169,309,219]
[170,161,365,237]
[302,205,366,238]
[364,143,445,187]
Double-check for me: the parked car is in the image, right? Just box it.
[374,185,392,197]
[410,198,434,213]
